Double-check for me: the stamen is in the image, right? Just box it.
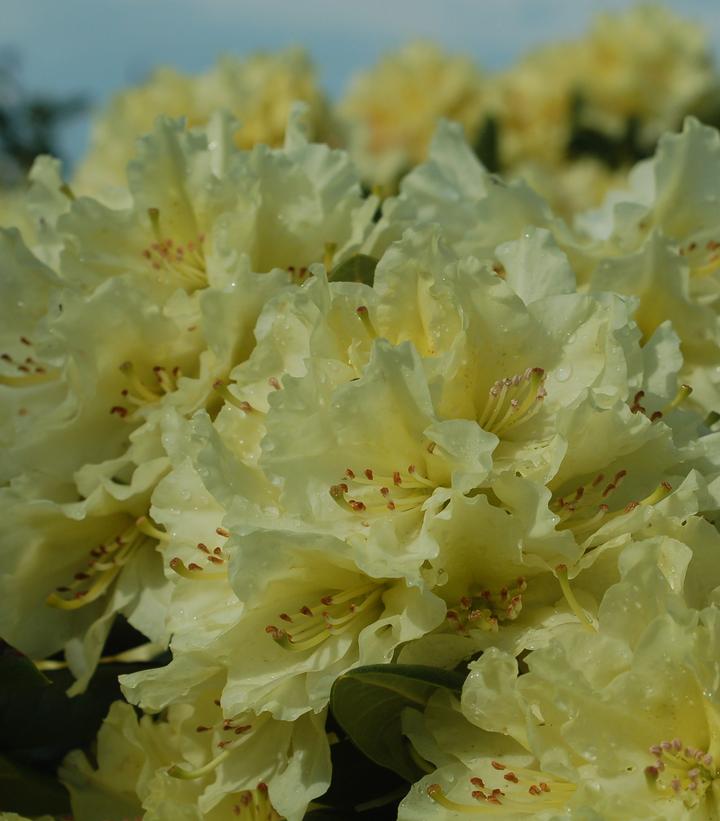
[231,783,283,820]
[552,471,671,541]
[646,736,718,806]
[213,379,256,413]
[0,346,60,386]
[689,250,720,278]
[447,579,527,635]
[630,390,646,414]
[135,516,169,542]
[330,463,436,519]
[47,519,158,610]
[266,582,385,653]
[426,766,575,815]
[630,384,692,423]
[0,369,60,386]
[661,385,692,416]
[169,749,231,780]
[555,565,596,631]
[169,557,226,581]
[116,361,182,418]
[477,367,546,436]
[142,207,207,290]
[355,306,377,338]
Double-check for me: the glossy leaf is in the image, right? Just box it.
[329,254,377,286]
[330,664,465,782]
[0,754,71,816]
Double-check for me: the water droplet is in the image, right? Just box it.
[554,366,572,383]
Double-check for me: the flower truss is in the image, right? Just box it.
[3,10,720,821]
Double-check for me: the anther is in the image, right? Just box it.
[169,557,226,581]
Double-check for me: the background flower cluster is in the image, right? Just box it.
[2,5,720,821]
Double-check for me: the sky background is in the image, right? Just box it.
[4,0,720,167]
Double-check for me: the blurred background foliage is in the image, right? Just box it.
[0,52,85,187]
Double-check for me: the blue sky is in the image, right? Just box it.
[5,0,720,165]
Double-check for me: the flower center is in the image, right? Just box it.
[142,207,207,290]
[0,337,60,387]
[47,515,167,610]
[446,578,527,634]
[629,384,693,422]
[551,470,672,540]
[169,528,231,581]
[110,361,183,420]
[170,697,264,781]
[427,761,575,815]
[477,367,546,437]
[646,738,718,808]
[330,463,436,520]
[231,783,282,820]
[679,238,720,279]
[265,581,386,652]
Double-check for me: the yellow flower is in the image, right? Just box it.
[74,49,335,198]
[339,42,486,185]
[486,4,714,171]
[61,684,329,821]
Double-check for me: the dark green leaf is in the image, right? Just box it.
[318,728,406,812]
[305,810,353,820]
[0,638,169,765]
[330,664,465,782]
[566,90,651,167]
[474,115,500,173]
[0,754,70,815]
[329,255,377,286]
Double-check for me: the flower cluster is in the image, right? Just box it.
[53,5,720,219]
[3,9,720,821]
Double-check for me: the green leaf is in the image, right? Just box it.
[0,639,169,765]
[316,728,406,813]
[305,810,353,821]
[0,754,71,816]
[474,115,500,173]
[330,664,465,782]
[329,254,377,286]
